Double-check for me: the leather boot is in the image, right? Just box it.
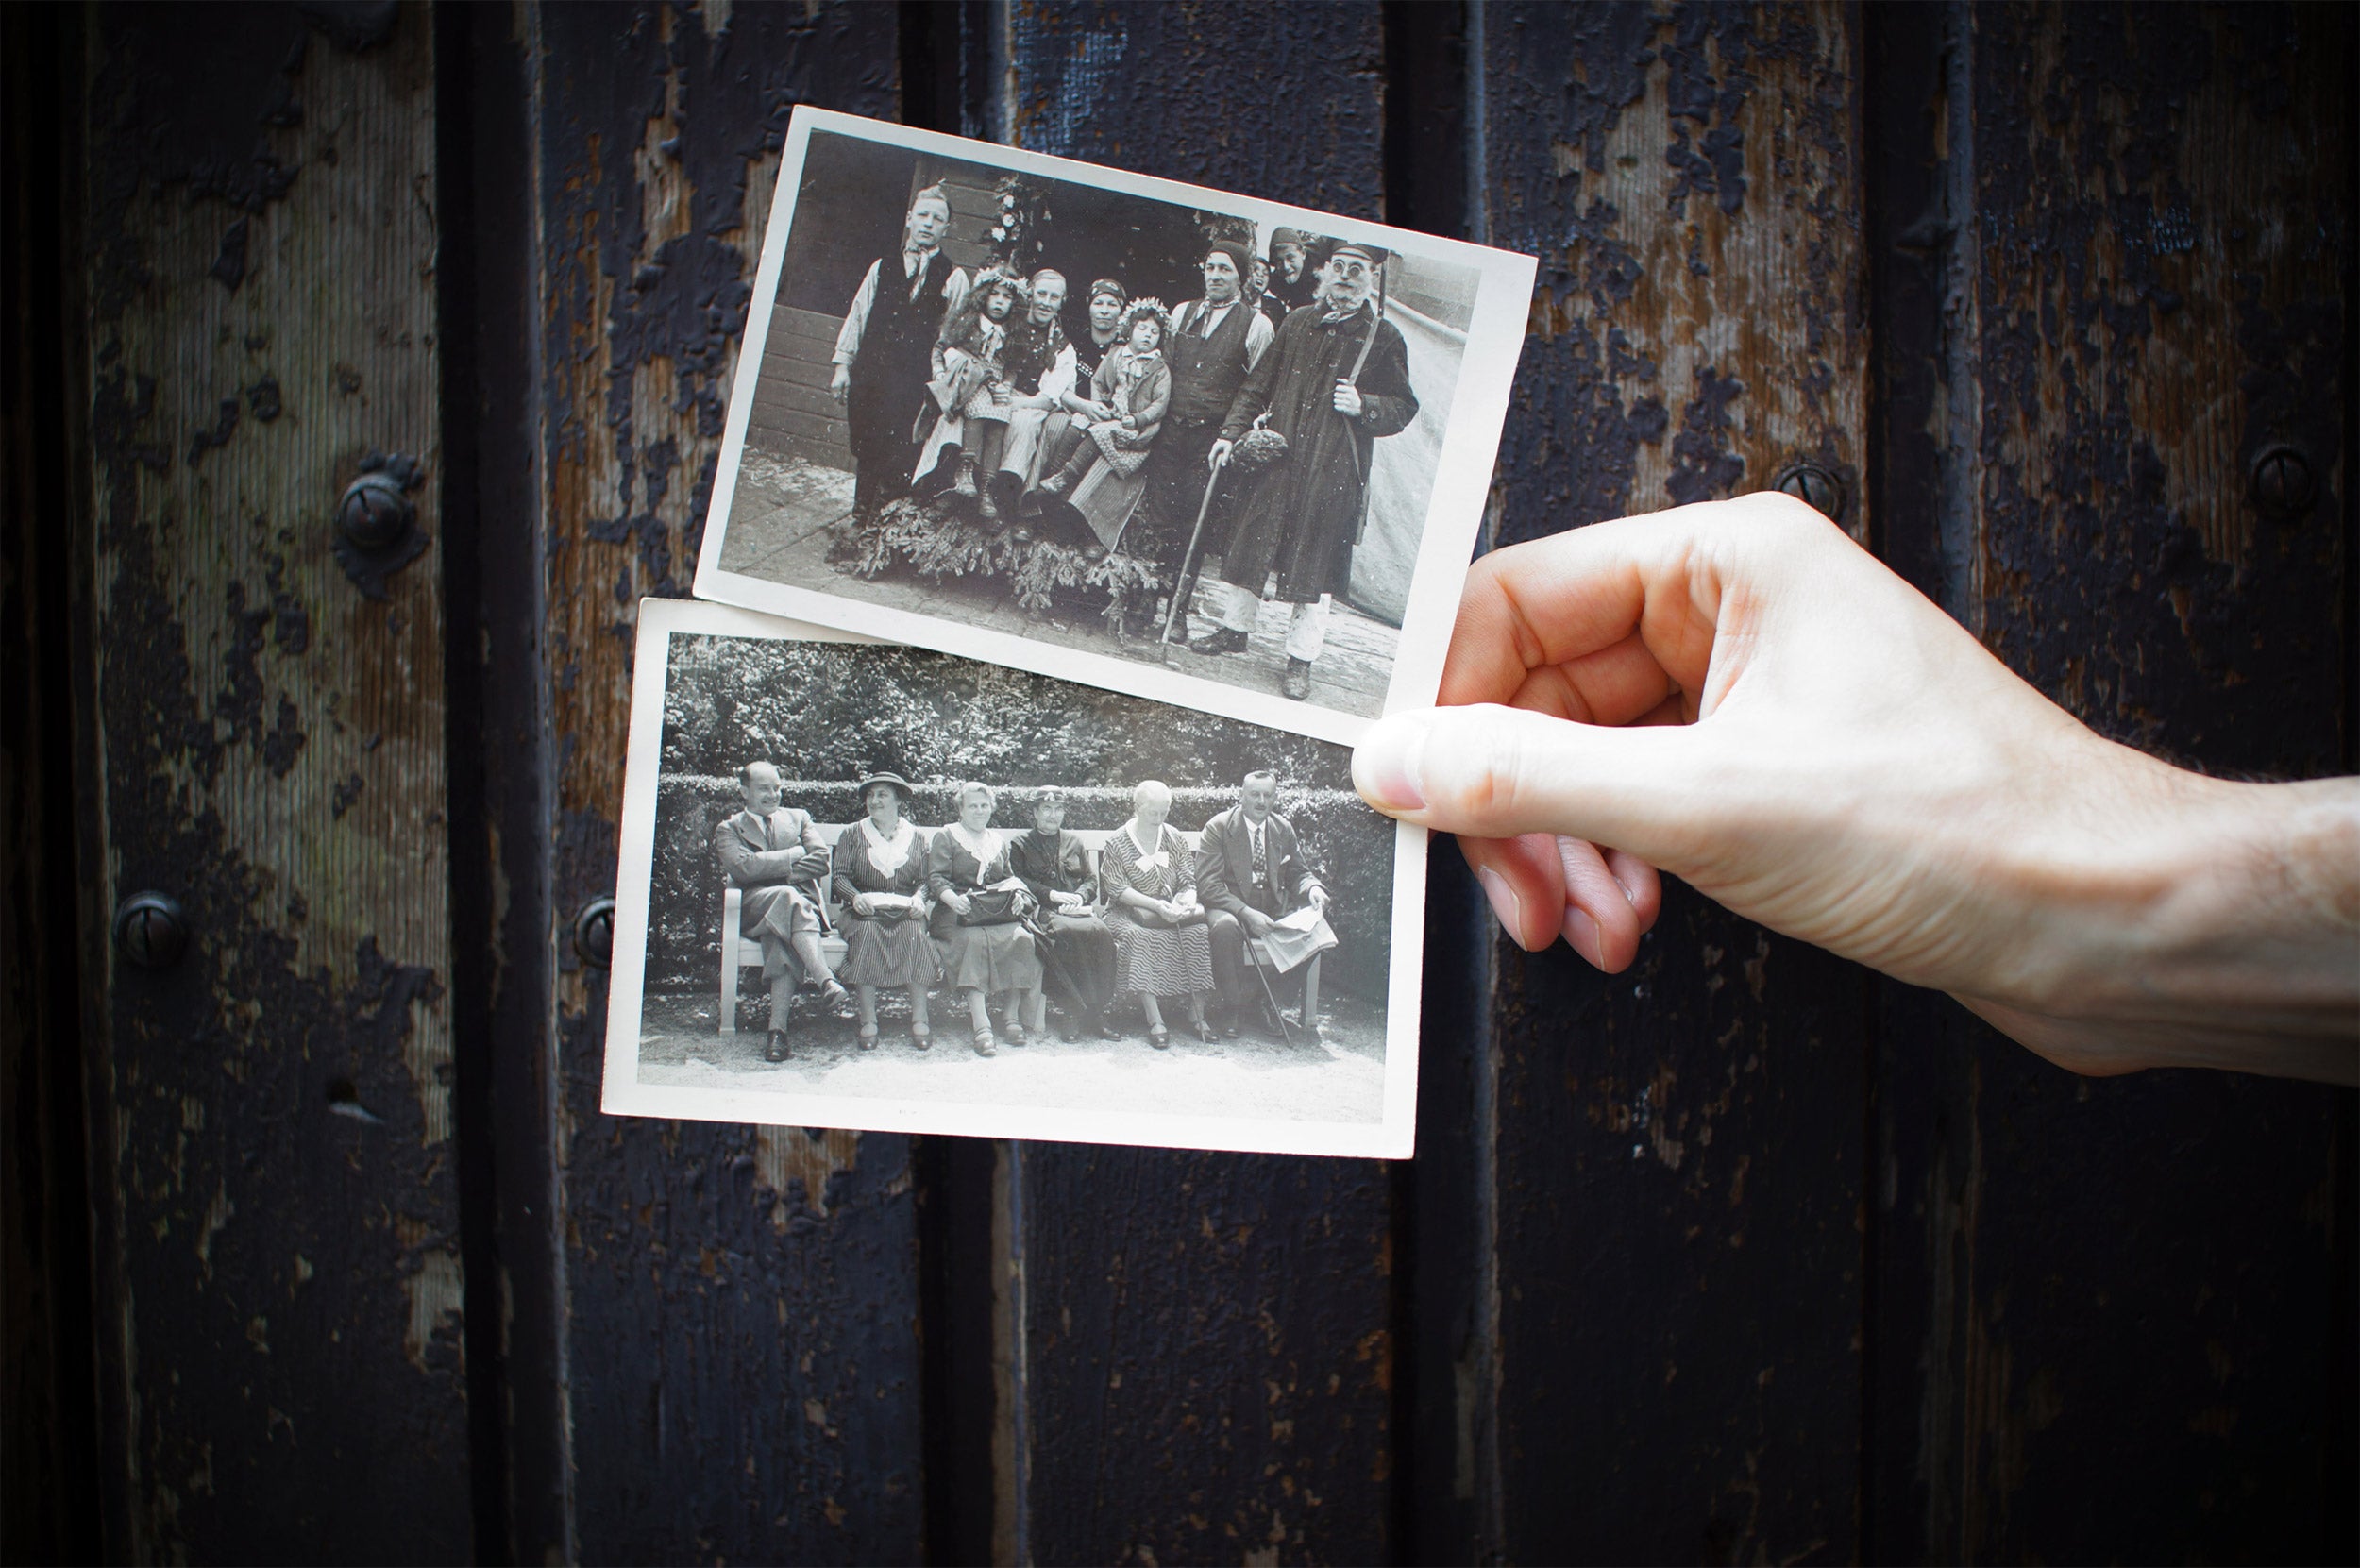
[765,1028,791,1063]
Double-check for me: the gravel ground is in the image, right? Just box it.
[632,986,1389,1125]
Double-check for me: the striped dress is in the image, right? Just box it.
[1099,819,1215,996]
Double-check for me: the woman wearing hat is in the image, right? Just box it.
[831,772,941,1050]
[1008,786,1120,1042]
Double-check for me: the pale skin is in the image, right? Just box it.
[1349,493,2360,1085]
[1115,784,1209,1035]
[739,764,840,1030]
[1062,290,1126,419]
[1207,252,1373,471]
[1235,773,1328,940]
[849,782,930,1040]
[939,788,1043,1041]
[832,192,952,405]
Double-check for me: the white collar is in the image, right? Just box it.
[946,821,1002,863]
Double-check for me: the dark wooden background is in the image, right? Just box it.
[3,3,2352,1563]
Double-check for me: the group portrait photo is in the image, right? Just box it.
[696,110,1524,736]
[601,601,1421,1158]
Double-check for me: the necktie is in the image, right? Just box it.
[1252,824,1269,890]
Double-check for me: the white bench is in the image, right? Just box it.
[718,824,1319,1036]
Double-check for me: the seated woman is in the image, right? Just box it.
[1099,779,1215,1048]
[1008,786,1120,1043]
[830,771,940,1051]
[1023,297,1172,554]
[926,781,1046,1057]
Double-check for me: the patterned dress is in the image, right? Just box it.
[830,818,940,989]
[1100,819,1215,996]
[926,826,1044,993]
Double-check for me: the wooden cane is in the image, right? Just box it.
[1160,447,1231,649]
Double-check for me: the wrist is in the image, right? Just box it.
[1965,762,2359,1081]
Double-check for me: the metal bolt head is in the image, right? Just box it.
[2250,446,2317,522]
[337,470,414,552]
[574,896,616,969]
[1772,463,1846,525]
[113,891,189,969]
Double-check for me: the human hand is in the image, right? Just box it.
[1306,886,1328,914]
[830,364,851,405]
[943,890,972,917]
[1242,909,1275,939]
[1351,493,2360,1083]
[1332,379,1363,418]
[1208,439,1234,470]
[851,893,875,919]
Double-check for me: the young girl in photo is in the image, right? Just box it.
[1025,299,1172,554]
[914,267,1028,503]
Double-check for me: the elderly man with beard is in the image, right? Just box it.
[1127,240,1273,591]
[1194,239,1418,700]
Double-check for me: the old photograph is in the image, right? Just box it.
[696,109,1536,746]
[603,599,1424,1159]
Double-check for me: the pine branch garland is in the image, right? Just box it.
[837,497,1169,619]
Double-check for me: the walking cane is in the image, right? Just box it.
[1159,447,1230,650]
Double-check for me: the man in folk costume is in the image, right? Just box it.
[714,762,853,1062]
[1195,769,1336,1039]
[1129,240,1273,577]
[986,268,1081,527]
[831,184,971,521]
[1196,238,1418,700]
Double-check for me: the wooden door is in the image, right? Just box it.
[10,3,2351,1562]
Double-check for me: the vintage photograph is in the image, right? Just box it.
[604,600,1423,1159]
[696,109,1536,745]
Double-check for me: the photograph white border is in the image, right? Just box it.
[693,106,1536,749]
[602,597,1425,1160]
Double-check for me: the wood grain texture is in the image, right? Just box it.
[1471,6,1873,1560]
[79,4,467,1559]
[1872,5,2355,1560]
[525,5,920,1560]
[999,7,1401,1561]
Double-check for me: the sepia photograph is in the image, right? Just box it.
[695,109,1536,745]
[603,599,1424,1159]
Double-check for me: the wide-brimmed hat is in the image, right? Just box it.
[855,771,916,802]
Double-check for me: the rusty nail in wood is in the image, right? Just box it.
[574,896,617,969]
[1772,463,1846,524]
[336,470,413,552]
[113,891,189,969]
[2250,447,2317,522]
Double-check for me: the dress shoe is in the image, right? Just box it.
[1281,656,1313,700]
[1221,1008,1241,1039]
[818,978,855,1017]
[1188,626,1250,656]
[765,1029,792,1063]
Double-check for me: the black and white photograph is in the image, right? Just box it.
[695,109,1536,745]
[603,599,1423,1159]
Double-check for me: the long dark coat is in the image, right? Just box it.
[1217,302,1418,602]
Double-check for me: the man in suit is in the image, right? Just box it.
[1196,768,1332,1039]
[714,761,851,1061]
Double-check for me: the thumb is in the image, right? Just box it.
[1353,703,1710,866]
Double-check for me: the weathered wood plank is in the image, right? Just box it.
[525,4,919,1560]
[78,4,469,1559]
[1871,5,2355,1560]
[1470,5,1873,1560]
[998,5,1401,1561]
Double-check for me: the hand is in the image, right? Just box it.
[942,890,972,917]
[794,850,831,879]
[1242,909,1276,939]
[851,893,875,919]
[830,363,851,405]
[1306,886,1328,914]
[1350,493,2360,1083]
[1332,380,1363,417]
[1208,439,1234,471]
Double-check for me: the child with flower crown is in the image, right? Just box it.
[914,266,1030,509]
[1022,297,1173,552]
